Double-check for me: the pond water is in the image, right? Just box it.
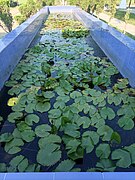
[0,15,135,172]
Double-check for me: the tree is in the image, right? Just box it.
[128,0,132,8]
[124,9,130,34]
[96,0,105,18]
[15,0,55,25]
[107,0,117,25]
[0,0,13,32]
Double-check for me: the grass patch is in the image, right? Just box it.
[125,32,135,40]
[115,10,135,26]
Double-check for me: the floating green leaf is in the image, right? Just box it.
[100,107,115,120]
[43,91,55,99]
[55,159,75,172]
[37,144,61,166]
[25,114,40,126]
[124,144,135,164]
[7,97,18,106]
[9,155,28,172]
[5,138,24,154]
[0,133,13,142]
[0,163,6,172]
[38,134,61,148]
[8,112,23,123]
[70,91,82,99]
[118,116,134,130]
[64,124,80,138]
[96,159,116,172]
[97,125,113,141]
[21,130,35,142]
[82,131,99,153]
[49,109,62,119]
[35,124,51,137]
[36,102,51,113]
[96,144,111,159]
[112,149,131,168]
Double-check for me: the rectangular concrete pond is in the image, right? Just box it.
[0,5,135,176]
[0,6,135,90]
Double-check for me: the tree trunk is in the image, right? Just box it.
[128,0,132,8]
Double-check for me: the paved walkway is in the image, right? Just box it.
[99,12,135,36]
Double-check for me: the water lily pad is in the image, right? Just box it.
[36,102,51,113]
[5,138,24,154]
[82,131,99,153]
[8,112,23,123]
[124,144,135,164]
[70,91,82,99]
[100,107,115,120]
[38,134,61,148]
[43,91,55,99]
[76,116,91,129]
[54,101,65,109]
[96,159,116,172]
[7,97,18,106]
[64,124,80,138]
[96,144,111,159]
[35,124,51,137]
[112,149,131,168]
[118,116,134,130]
[0,163,6,172]
[9,155,28,172]
[49,109,62,119]
[97,125,113,141]
[0,133,13,143]
[55,159,75,172]
[37,144,61,166]
[20,130,35,142]
[25,114,40,126]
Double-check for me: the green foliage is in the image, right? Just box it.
[0,0,13,32]
[16,0,55,24]
[107,0,117,23]
[10,0,18,7]
[55,159,75,172]
[112,149,131,168]
[19,0,37,19]
[37,144,61,166]
[62,28,89,38]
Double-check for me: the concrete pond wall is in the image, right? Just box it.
[0,6,135,90]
